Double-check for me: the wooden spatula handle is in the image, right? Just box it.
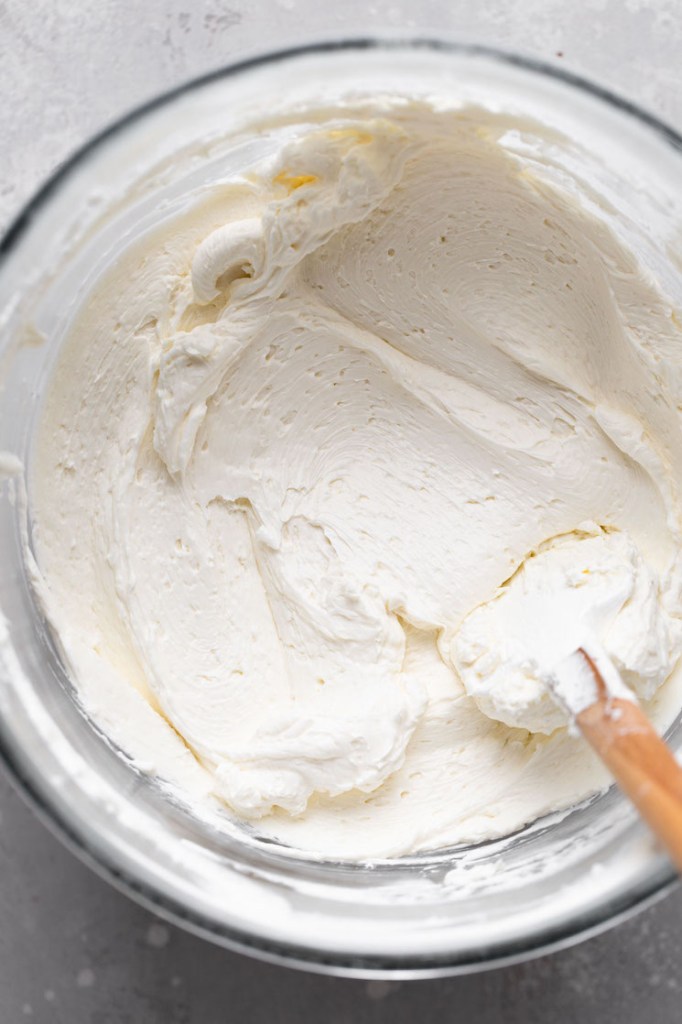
[578,696,682,873]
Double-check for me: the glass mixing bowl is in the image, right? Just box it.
[1,40,681,978]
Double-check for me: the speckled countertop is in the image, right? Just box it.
[3,0,682,1020]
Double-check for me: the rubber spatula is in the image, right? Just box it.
[549,648,682,872]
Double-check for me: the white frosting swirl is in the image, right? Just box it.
[31,98,682,858]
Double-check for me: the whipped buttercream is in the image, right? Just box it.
[31,97,682,858]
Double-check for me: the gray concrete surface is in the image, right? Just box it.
[3,0,682,1019]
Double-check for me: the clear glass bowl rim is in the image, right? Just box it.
[1,36,681,978]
